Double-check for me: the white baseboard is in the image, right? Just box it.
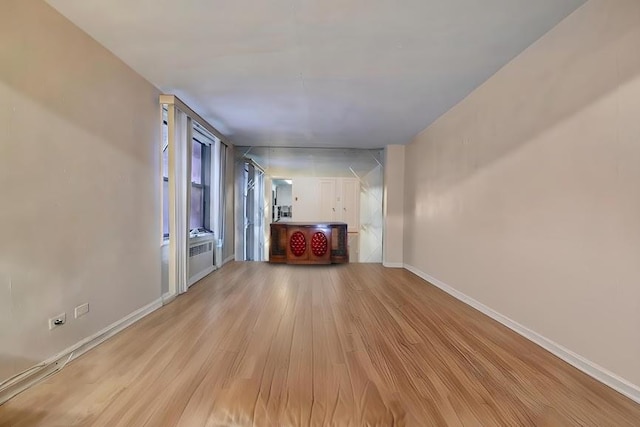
[222,255,235,266]
[383,262,404,268]
[188,266,216,287]
[0,297,163,405]
[403,263,640,404]
[162,292,177,305]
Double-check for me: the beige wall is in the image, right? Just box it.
[383,145,405,267]
[0,0,161,382]
[404,0,640,387]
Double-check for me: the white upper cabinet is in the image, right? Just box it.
[292,177,360,231]
[319,179,338,222]
[339,178,360,232]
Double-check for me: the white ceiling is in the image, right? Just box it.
[46,0,584,149]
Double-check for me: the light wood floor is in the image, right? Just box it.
[1,262,639,426]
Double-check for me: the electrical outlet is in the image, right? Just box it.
[74,303,89,319]
[48,313,66,330]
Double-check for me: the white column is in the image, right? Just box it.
[383,145,405,267]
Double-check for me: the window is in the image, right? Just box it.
[190,125,213,233]
[190,138,207,230]
[162,116,169,237]
[162,115,213,237]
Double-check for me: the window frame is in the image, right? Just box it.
[162,115,170,238]
[189,136,208,232]
[190,124,214,233]
[162,113,217,238]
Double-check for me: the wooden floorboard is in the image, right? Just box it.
[1,262,639,426]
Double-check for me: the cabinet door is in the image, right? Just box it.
[269,224,287,263]
[286,227,309,263]
[308,227,331,264]
[292,177,320,222]
[319,179,337,221]
[340,178,360,232]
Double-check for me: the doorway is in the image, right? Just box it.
[272,179,293,222]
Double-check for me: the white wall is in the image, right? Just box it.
[359,166,384,263]
[292,177,320,221]
[0,0,161,382]
[383,145,405,267]
[404,0,640,387]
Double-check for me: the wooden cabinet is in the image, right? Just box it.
[270,222,348,264]
[269,223,288,263]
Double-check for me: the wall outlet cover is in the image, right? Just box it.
[48,313,66,330]
[75,303,89,319]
